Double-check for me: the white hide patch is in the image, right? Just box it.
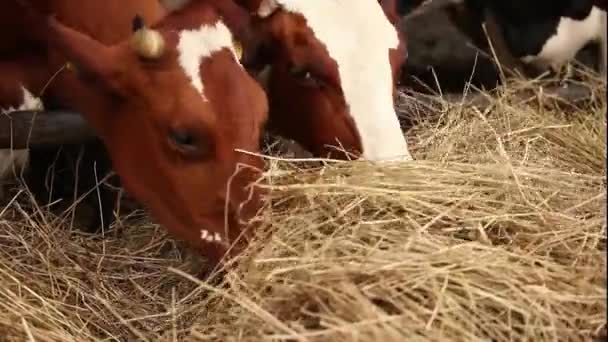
[177,21,242,101]
[0,86,43,180]
[264,0,413,162]
[521,7,607,71]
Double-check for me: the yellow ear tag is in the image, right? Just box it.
[233,39,244,61]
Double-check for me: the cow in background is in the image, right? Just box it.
[0,57,47,186]
[443,0,607,77]
[396,0,503,93]
[0,54,120,232]
[235,0,414,161]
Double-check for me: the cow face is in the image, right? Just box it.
[240,0,413,161]
[42,10,268,271]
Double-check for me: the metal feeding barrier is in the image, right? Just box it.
[0,110,96,149]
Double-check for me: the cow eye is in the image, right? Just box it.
[289,64,318,86]
[290,66,311,79]
[171,130,194,146]
[168,129,210,159]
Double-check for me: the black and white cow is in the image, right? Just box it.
[444,0,607,76]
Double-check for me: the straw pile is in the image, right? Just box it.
[0,71,605,341]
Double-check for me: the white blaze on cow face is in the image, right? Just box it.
[521,7,607,73]
[177,21,242,100]
[261,0,413,162]
[0,86,43,180]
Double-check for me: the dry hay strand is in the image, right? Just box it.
[0,73,605,341]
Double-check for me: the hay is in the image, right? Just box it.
[0,74,605,341]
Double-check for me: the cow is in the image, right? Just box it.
[0,57,45,177]
[2,0,270,276]
[0,53,120,233]
[442,0,608,78]
[233,0,414,161]
[0,54,51,201]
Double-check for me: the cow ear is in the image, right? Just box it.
[207,0,257,62]
[238,14,276,73]
[45,16,128,96]
[379,0,400,25]
[258,0,280,17]
[240,34,274,73]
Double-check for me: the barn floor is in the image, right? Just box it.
[0,70,605,341]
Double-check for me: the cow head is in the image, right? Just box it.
[238,0,413,161]
[38,4,269,273]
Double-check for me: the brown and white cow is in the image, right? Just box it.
[0,56,48,183]
[1,0,269,275]
[0,71,117,233]
[0,0,168,225]
[235,0,414,161]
